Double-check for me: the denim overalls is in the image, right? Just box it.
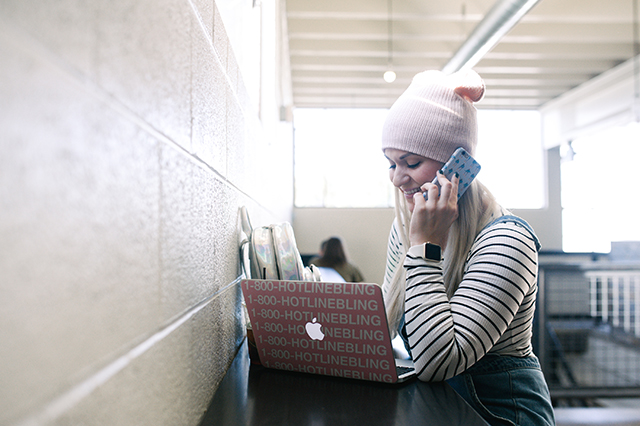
[404,215,556,426]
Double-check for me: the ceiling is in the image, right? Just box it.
[285,0,639,110]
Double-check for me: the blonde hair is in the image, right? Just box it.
[385,180,499,336]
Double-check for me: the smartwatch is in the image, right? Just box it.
[424,242,442,261]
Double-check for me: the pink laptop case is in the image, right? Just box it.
[242,279,405,383]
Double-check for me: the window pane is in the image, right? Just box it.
[561,122,640,252]
[475,110,545,209]
[293,108,394,208]
[293,108,545,210]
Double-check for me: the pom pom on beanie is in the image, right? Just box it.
[381,69,485,163]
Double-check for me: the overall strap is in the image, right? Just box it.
[486,215,541,252]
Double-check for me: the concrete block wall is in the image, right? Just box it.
[0,0,292,425]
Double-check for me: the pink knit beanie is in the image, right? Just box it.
[381,69,485,163]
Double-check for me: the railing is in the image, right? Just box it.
[536,260,640,405]
[588,271,640,338]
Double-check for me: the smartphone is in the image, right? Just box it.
[431,147,481,200]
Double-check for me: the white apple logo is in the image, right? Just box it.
[305,317,325,341]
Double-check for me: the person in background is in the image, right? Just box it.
[309,237,365,283]
[381,69,555,426]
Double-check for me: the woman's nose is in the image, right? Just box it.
[392,169,410,187]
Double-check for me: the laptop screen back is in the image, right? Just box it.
[242,279,400,383]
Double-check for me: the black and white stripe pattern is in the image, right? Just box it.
[403,219,538,382]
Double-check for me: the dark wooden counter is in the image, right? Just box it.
[200,340,489,426]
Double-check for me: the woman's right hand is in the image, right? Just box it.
[409,171,460,250]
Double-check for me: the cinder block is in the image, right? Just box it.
[191,20,227,175]
[95,0,192,150]
[0,29,162,423]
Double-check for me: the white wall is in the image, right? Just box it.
[0,0,292,425]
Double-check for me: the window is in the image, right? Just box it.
[293,108,545,210]
[475,109,544,209]
[293,108,394,208]
[561,121,640,252]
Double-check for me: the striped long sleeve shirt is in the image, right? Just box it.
[385,216,539,382]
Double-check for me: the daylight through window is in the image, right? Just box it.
[293,108,545,210]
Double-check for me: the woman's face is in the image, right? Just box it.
[384,148,443,212]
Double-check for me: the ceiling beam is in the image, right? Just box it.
[442,0,542,74]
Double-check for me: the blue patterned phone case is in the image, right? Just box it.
[432,147,481,200]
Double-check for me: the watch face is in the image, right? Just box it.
[425,243,441,261]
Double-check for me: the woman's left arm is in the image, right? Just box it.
[404,221,538,382]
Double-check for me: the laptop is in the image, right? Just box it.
[241,279,416,384]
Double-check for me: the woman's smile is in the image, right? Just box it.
[384,148,442,209]
[403,187,422,199]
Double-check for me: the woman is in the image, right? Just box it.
[309,237,365,283]
[381,69,555,426]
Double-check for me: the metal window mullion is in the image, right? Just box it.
[590,274,598,318]
[624,275,631,333]
[613,276,620,328]
[635,275,640,338]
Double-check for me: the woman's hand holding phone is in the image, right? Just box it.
[408,147,480,250]
[409,170,459,250]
